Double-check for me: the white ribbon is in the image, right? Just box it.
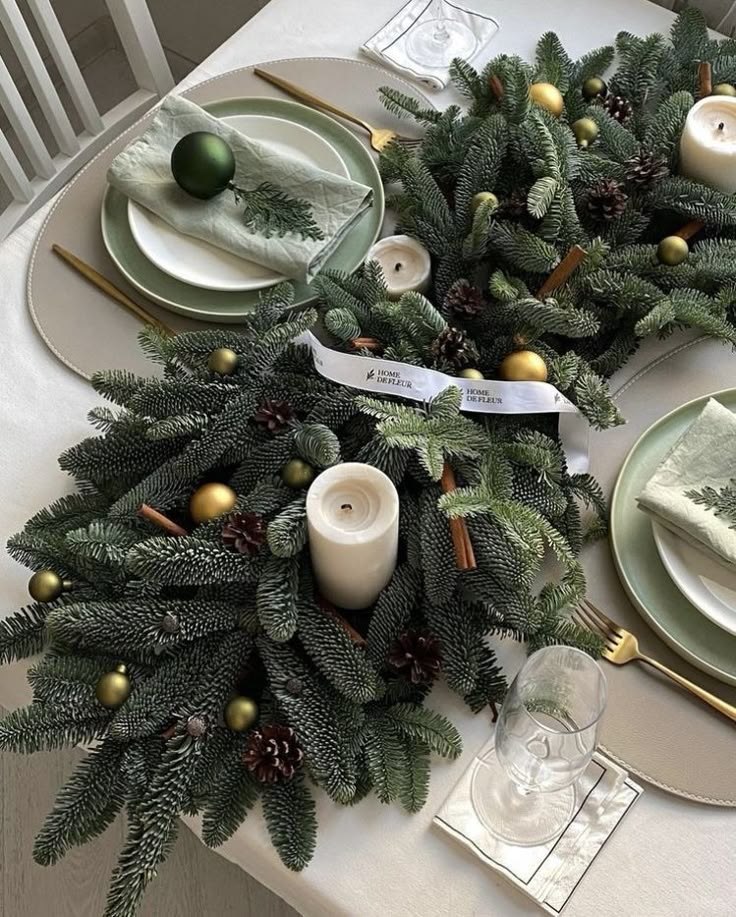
[297,331,590,474]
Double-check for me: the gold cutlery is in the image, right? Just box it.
[253,67,422,153]
[573,599,736,722]
[52,244,174,335]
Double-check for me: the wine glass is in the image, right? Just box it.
[471,646,607,846]
[405,0,479,70]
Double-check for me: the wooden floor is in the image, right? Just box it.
[0,733,299,917]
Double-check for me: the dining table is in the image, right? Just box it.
[1,0,735,915]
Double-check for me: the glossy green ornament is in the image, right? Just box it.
[281,458,315,489]
[96,664,131,709]
[657,235,689,266]
[459,368,485,380]
[582,76,607,100]
[171,131,236,200]
[207,347,239,375]
[712,83,736,97]
[28,569,72,603]
[471,191,498,213]
[572,117,599,149]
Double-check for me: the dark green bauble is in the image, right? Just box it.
[281,458,315,489]
[657,235,689,266]
[582,76,607,100]
[713,83,736,97]
[171,132,236,200]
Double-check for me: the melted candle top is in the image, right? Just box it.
[694,104,736,146]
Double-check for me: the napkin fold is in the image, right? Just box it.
[107,95,373,284]
[361,0,499,91]
[435,742,642,915]
[637,398,736,567]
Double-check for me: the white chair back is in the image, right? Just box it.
[0,0,173,239]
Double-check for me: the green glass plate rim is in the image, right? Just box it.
[101,96,385,321]
[609,387,736,685]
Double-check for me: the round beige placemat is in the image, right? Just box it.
[27,58,428,380]
[592,335,736,805]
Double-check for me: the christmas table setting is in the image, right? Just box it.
[1,1,736,916]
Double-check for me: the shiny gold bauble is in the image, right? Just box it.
[28,569,71,603]
[207,347,239,375]
[96,664,131,709]
[499,350,548,382]
[459,368,485,380]
[572,117,599,149]
[712,83,736,97]
[657,235,689,266]
[281,458,315,489]
[189,482,237,523]
[529,82,564,117]
[582,76,607,100]
[471,191,498,213]
[224,695,259,732]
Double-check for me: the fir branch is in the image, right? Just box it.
[685,480,736,529]
[232,182,324,240]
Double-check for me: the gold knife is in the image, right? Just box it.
[52,244,174,336]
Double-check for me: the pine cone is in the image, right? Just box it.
[624,148,668,189]
[222,512,266,555]
[586,179,628,223]
[243,725,304,783]
[444,280,484,319]
[254,399,294,434]
[389,630,442,684]
[601,93,633,123]
[431,326,478,368]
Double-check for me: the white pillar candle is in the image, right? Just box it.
[306,462,399,610]
[680,96,736,192]
[367,234,432,299]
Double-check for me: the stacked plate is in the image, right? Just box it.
[611,390,736,686]
[101,97,385,322]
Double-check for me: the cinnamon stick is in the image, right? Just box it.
[675,219,705,241]
[138,503,188,537]
[440,463,477,571]
[488,74,504,101]
[320,599,367,647]
[698,61,712,99]
[536,245,587,299]
[349,337,381,352]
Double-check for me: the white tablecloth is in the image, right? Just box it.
[1,1,735,915]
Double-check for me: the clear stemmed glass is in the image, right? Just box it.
[471,646,608,846]
[405,0,478,70]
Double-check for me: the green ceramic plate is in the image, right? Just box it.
[610,389,736,685]
[101,97,385,322]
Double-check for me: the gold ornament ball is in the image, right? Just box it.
[582,76,607,100]
[96,664,131,709]
[207,347,239,375]
[281,458,315,489]
[28,569,69,603]
[657,235,689,266]
[712,83,736,97]
[499,350,548,382]
[189,482,237,523]
[459,368,485,380]
[529,82,564,117]
[572,117,599,149]
[224,695,259,732]
[471,191,498,213]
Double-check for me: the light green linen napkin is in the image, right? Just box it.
[107,95,373,283]
[637,398,736,566]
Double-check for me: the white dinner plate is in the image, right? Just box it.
[652,521,736,636]
[127,114,349,292]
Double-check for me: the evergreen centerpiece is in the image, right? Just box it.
[2,10,736,917]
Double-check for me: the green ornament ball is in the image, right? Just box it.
[657,235,689,266]
[28,569,71,603]
[471,191,498,213]
[572,117,599,149]
[96,664,131,709]
[281,458,315,489]
[207,347,239,375]
[171,131,236,200]
[713,83,736,97]
[459,368,485,380]
[582,76,607,100]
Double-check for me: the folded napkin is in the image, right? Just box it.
[361,0,499,91]
[107,95,373,284]
[435,741,642,915]
[637,398,736,567]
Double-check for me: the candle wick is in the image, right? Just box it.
[719,121,725,131]
[394,262,403,272]
[340,503,353,512]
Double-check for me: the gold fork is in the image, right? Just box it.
[253,68,422,153]
[573,599,736,723]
